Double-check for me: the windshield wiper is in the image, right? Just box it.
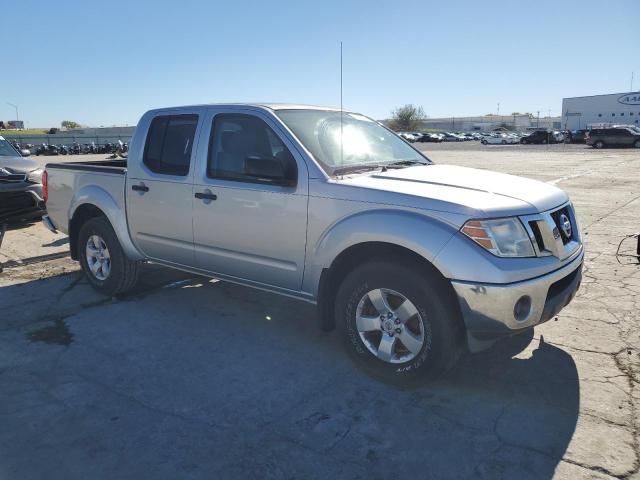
[386,160,430,168]
[333,164,388,176]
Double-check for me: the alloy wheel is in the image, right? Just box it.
[355,288,426,364]
[86,235,111,281]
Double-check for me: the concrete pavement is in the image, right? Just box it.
[1,144,639,479]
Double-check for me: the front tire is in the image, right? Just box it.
[335,261,462,382]
[78,216,139,296]
[594,140,605,149]
[634,140,640,148]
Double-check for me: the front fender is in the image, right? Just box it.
[69,185,144,261]
[303,209,458,296]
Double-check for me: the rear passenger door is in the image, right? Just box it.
[127,111,202,266]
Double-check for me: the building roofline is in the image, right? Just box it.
[562,91,640,101]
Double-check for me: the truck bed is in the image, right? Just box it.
[45,159,128,236]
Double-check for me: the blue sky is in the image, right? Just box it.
[4,0,638,127]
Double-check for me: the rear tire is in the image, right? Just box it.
[335,260,462,383]
[78,216,139,296]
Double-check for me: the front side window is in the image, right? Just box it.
[207,114,297,185]
[275,109,430,175]
[143,114,198,176]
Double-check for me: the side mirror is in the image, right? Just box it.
[244,155,297,187]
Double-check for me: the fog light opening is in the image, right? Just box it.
[514,295,532,322]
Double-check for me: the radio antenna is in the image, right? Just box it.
[340,41,344,166]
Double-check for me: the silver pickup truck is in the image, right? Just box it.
[43,104,583,380]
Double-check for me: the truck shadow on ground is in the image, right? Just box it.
[0,270,579,479]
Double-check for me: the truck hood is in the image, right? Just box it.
[339,164,568,216]
[0,154,40,174]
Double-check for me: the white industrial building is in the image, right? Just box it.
[562,91,640,130]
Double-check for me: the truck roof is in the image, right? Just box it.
[145,103,342,114]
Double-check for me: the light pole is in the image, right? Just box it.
[6,102,19,123]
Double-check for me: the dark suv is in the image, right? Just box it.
[586,127,640,149]
[520,130,556,144]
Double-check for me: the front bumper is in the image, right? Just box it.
[0,187,46,225]
[451,248,583,352]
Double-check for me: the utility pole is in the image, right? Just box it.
[632,72,635,92]
[497,102,500,116]
[6,102,19,123]
[537,111,540,128]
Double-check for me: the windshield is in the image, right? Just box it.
[275,109,430,175]
[0,137,19,157]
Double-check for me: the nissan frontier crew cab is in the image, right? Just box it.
[42,104,583,381]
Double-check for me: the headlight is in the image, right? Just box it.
[27,168,43,184]
[461,217,535,257]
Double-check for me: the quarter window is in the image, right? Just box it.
[207,114,297,185]
[143,115,198,176]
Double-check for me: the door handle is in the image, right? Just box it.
[195,192,217,201]
[132,184,149,192]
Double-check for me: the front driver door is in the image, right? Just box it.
[192,110,308,291]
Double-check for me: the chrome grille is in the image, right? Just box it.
[521,203,580,260]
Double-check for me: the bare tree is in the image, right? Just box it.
[390,104,426,131]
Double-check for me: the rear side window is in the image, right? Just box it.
[143,115,198,176]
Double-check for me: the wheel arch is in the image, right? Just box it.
[68,186,143,261]
[69,203,107,260]
[316,240,463,334]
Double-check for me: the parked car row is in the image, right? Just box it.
[9,140,129,157]
[398,130,568,145]
[398,131,483,143]
[397,125,640,149]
